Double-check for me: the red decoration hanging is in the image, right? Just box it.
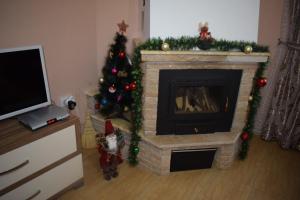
[241,132,249,141]
[119,52,126,59]
[95,102,100,110]
[124,84,130,91]
[129,82,136,90]
[257,77,267,87]
[112,67,118,75]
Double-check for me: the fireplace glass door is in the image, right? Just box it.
[156,69,242,135]
[175,86,222,114]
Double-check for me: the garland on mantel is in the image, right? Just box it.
[128,36,269,165]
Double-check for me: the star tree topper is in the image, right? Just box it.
[118,20,129,34]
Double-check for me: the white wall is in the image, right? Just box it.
[148,0,260,42]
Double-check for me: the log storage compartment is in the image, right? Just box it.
[170,148,216,172]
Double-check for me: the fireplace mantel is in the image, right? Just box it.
[141,50,269,63]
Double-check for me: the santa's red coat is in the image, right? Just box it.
[98,145,123,168]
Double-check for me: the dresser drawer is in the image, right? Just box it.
[1,154,83,200]
[0,125,77,190]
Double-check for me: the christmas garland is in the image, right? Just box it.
[128,36,269,165]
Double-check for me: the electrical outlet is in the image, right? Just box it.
[60,96,76,110]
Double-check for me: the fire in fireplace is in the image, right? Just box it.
[175,86,221,114]
[156,69,242,135]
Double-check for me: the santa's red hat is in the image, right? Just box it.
[105,120,114,136]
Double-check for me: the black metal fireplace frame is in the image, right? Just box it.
[156,69,242,135]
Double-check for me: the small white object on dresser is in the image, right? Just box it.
[0,115,84,200]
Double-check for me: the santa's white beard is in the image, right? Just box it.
[106,134,117,154]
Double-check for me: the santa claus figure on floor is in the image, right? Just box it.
[96,120,125,181]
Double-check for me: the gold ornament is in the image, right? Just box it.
[244,45,253,54]
[248,96,253,101]
[99,77,104,83]
[124,106,129,112]
[161,42,170,51]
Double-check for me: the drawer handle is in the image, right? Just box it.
[0,160,29,176]
[25,190,41,200]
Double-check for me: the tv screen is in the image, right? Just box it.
[0,45,51,120]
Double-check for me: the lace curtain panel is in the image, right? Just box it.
[262,0,300,149]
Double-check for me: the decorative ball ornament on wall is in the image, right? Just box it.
[124,106,129,112]
[248,96,253,101]
[95,102,100,110]
[112,67,118,75]
[133,146,139,154]
[257,77,267,87]
[241,132,249,141]
[129,82,137,90]
[124,84,130,91]
[101,98,108,106]
[161,42,170,51]
[244,45,253,54]
[119,51,126,59]
[108,85,116,93]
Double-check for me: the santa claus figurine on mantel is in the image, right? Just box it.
[96,120,125,181]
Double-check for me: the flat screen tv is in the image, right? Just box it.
[0,45,51,121]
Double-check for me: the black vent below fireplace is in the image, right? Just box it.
[156,69,242,135]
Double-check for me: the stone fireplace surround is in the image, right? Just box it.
[90,50,269,175]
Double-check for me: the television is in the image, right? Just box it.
[0,45,51,121]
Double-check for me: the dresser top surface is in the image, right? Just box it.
[0,115,79,155]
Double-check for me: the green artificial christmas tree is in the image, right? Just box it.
[97,20,135,119]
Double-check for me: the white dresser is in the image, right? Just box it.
[0,115,84,200]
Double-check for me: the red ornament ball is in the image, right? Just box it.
[112,67,118,75]
[129,82,136,90]
[95,103,100,110]
[241,132,249,141]
[119,52,126,59]
[257,77,267,87]
[124,84,130,91]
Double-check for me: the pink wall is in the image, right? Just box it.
[0,0,98,124]
[258,0,284,62]
[0,0,283,131]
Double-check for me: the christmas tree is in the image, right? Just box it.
[97,20,135,119]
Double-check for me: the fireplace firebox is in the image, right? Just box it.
[156,69,242,135]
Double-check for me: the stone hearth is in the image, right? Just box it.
[89,50,269,175]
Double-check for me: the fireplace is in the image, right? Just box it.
[134,51,269,175]
[157,69,242,135]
